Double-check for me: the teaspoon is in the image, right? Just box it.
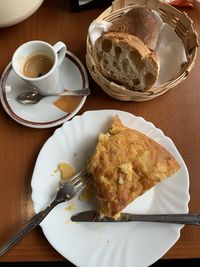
[17,88,90,105]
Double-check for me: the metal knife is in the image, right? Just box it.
[71,210,200,225]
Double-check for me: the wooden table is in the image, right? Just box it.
[0,0,200,263]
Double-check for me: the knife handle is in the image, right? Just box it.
[128,214,200,225]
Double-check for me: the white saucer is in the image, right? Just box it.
[0,51,89,128]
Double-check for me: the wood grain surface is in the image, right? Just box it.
[0,0,200,262]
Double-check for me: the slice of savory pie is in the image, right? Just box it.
[87,115,180,219]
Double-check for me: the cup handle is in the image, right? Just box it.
[53,41,67,66]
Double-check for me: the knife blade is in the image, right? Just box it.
[71,210,200,225]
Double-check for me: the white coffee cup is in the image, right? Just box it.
[12,40,67,94]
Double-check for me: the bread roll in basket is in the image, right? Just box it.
[86,0,198,101]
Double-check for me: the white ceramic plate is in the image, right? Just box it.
[31,110,190,267]
[0,51,88,128]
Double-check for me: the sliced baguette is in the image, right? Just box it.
[93,32,158,92]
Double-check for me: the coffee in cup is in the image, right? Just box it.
[23,54,54,78]
[12,40,67,94]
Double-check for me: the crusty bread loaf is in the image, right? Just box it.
[108,7,161,50]
[93,32,158,91]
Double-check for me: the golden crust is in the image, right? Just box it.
[108,7,161,50]
[87,116,180,218]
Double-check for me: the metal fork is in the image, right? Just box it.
[0,170,91,256]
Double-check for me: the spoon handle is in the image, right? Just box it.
[53,88,90,96]
[0,200,58,257]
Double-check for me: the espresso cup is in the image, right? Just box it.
[12,40,67,94]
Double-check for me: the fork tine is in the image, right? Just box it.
[75,176,92,192]
[73,174,92,193]
[63,170,92,196]
[67,170,87,184]
[70,174,90,187]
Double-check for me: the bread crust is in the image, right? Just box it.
[93,32,158,91]
[108,7,161,50]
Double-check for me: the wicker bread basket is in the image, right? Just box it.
[86,0,198,101]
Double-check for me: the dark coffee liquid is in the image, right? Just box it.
[23,54,53,78]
